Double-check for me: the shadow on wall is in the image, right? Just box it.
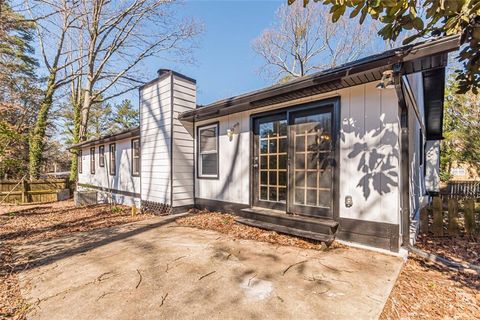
[341,116,399,201]
[141,81,173,203]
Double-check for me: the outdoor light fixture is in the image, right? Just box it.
[345,195,353,208]
[227,122,239,141]
[376,69,395,90]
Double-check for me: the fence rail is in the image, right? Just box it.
[0,178,70,204]
[440,180,480,199]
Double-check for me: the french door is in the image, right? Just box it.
[252,102,336,218]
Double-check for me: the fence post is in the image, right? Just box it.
[464,199,476,236]
[21,179,28,204]
[447,198,459,236]
[420,206,429,234]
[432,197,444,236]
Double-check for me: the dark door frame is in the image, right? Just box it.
[287,105,335,218]
[249,97,341,221]
[252,112,288,210]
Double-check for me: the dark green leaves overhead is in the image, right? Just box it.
[291,0,480,93]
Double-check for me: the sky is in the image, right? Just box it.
[152,0,285,105]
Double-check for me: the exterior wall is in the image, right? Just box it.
[140,75,172,207]
[139,72,196,212]
[195,81,401,225]
[406,72,427,215]
[172,75,195,207]
[77,137,140,206]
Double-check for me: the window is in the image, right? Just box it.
[90,147,95,174]
[131,138,140,176]
[78,150,82,173]
[99,145,105,167]
[198,123,219,178]
[109,143,116,176]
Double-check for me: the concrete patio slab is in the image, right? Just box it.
[15,216,403,320]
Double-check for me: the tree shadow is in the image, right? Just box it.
[343,116,399,202]
[12,215,182,271]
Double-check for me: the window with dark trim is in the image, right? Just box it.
[99,145,105,167]
[78,150,82,173]
[131,138,140,176]
[197,123,219,178]
[90,147,95,174]
[109,143,116,176]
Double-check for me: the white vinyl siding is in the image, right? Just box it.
[171,74,195,207]
[195,81,401,225]
[140,75,172,205]
[77,136,140,206]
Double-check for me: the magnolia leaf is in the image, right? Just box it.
[402,34,420,44]
[413,17,424,30]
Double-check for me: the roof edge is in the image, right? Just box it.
[69,126,140,150]
[180,35,460,122]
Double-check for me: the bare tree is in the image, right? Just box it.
[252,1,377,83]
[26,0,83,179]
[75,0,201,141]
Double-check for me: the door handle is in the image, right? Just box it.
[253,156,259,168]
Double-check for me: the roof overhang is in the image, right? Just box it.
[69,127,140,150]
[180,35,460,122]
[423,67,446,140]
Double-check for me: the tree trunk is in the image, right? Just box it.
[69,97,81,181]
[28,74,56,180]
[79,80,93,142]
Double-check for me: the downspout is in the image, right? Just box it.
[394,63,411,247]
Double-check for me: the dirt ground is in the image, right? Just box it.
[1,205,479,319]
[178,212,480,320]
[14,215,402,320]
[0,200,153,319]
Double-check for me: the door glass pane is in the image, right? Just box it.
[292,110,333,209]
[256,117,287,204]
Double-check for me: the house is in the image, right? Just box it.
[72,35,460,252]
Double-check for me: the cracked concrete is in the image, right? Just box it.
[15,216,403,319]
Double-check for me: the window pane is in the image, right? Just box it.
[307,190,317,206]
[269,187,277,201]
[201,153,217,175]
[278,187,287,202]
[260,186,268,200]
[295,188,304,205]
[260,140,268,153]
[278,171,287,186]
[269,139,277,153]
[269,171,277,185]
[279,138,287,153]
[200,127,217,152]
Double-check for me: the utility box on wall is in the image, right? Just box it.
[139,70,196,214]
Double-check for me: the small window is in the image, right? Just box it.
[90,147,95,174]
[109,143,116,176]
[131,138,140,176]
[198,123,219,178]
[99,145,105,167]
[78,150,82,174]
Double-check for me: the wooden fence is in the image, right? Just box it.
[440,180,480,199]
[421,196,479,236]
[0,178,70,204]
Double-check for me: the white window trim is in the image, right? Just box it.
[198,123,219,178]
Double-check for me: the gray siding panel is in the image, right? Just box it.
[140,76,172,205]
[172,74,195,207]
